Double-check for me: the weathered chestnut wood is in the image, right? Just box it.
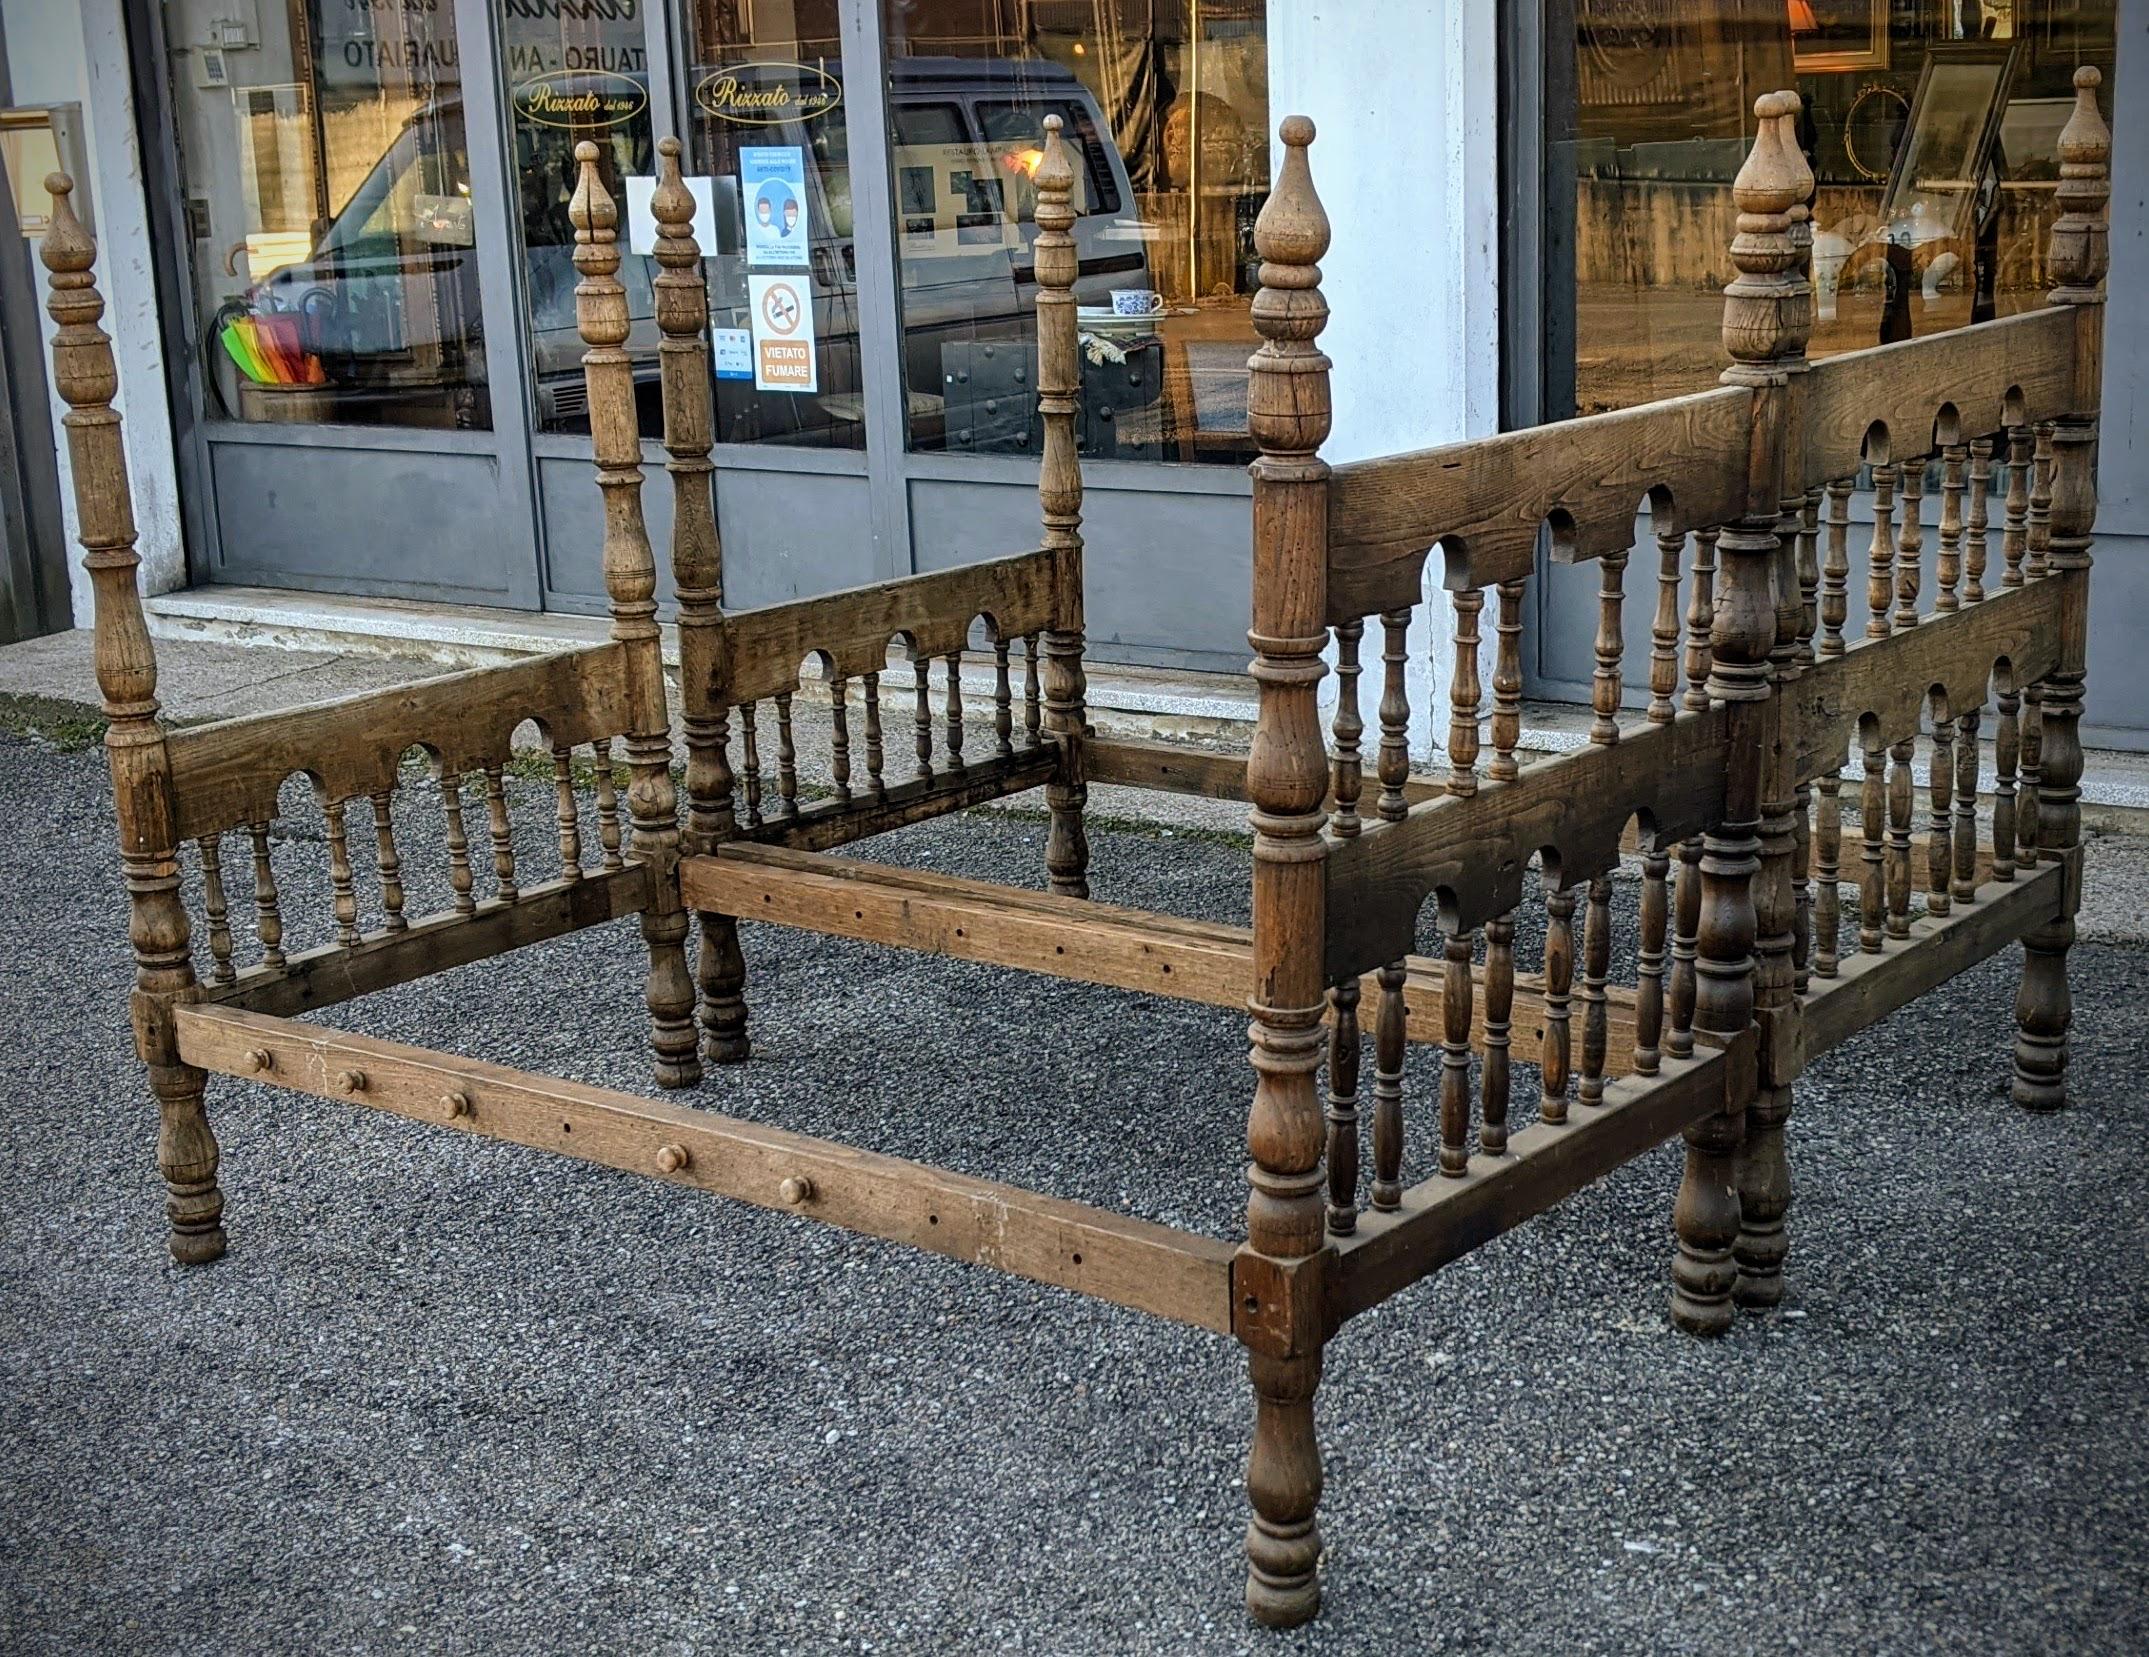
[729,749,1056,852]
[1325,384,1753,609]
[173,1004,1238,1335]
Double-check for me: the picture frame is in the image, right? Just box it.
[1790,0,1890,75]
[1877,40,2021,244]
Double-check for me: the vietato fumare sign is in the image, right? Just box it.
[694,61,843,126]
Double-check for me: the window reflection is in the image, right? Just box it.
[174,1,488,429]
[1552,1,2117,418]
[882,1,1269,464]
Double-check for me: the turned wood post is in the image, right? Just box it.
[1237,115,1332,1631]
[44,174,225,1263]
[2015,69,2108,1113]
[1674,93,1805,1336]
[573,143,700,1089]
[650,138,748,1066]
[1034,117,1091,899]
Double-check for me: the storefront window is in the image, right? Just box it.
[1548,2,2119,418]
[681,2,864,449]
[499,2,656,435]
[171,1,488,429]
[881,1,1269,463]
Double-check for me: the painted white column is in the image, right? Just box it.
[5,0,186,624]
[1267,0,1502,761]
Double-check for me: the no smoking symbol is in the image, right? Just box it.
[760,281,803,336]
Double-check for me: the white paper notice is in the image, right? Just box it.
[747,273,816,393]
[712,327,753,381]
[623,174,720,256]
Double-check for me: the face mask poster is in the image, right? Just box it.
[741,145,816,393]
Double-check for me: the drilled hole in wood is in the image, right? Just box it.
[1071,1252,1082,1265]
[1243,1294,1260,1314]
[561,1121,573,1134]
[928,1213,938,1225]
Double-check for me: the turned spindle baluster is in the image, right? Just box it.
[1439,927,1473,1176]
[1377,608,1410,821]
[1648,529,1682,723]
[1023,636,1041,741]
[1936,444,1965,611]
[323,794,360,945]
[1489,580,1524,782]
[1886,728,1915,938]
[1325,976,1360,1235]
[1954,702,1981,905]
[1926,696,1953,918]
[1240,113,1332,1625]
[249,822,285,968]
[572,141,698,1088]
[439,772,477,915]
[1540,882,1575,1122]
[1895,459,1925,629]
[1666,528,1715,1062]
[1993,671,2019,883]
[830,678,853,803]
[1867,459,1897,640]
[1371,961,1405,1207]
[1859,723,1887,952]
[912,656,934,778]
[1481,905,1515,1153]
[739,702,764,827]
[370,789,407,928]
[197,835,235,986]
[1636,547,1676,1066]
[590,740,624,871]
[1588,547,1626,745]
[2026,423,2054,580]
[2019,685,2044,867]
[943,654,965,771]
[863,673,887,797]
[774,691,799,816]
[550,747,583,882]
[1965,438,1992,603]
[1330,618,1364,837]
[1792,490,1820,994]
[44,172,223,1261]
[2002,423,2031,586]
[1577,549,1623,1109]
[2017,426,2053,871]
[992,643,1014,760]
[482,764,517,902]
[1813,483,1849,978]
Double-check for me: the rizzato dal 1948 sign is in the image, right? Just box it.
[512,69,649,130]
[694,61,843,125]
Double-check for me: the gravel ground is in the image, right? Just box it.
[3,730,2147,1655]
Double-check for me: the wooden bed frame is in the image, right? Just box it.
[48,77,2112,1629]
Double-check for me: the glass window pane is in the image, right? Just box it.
[681,3,864,449]
[881,1,1270,465]
[1547,3,2119,419]
[498,4,657,436]
[171,1,489,429]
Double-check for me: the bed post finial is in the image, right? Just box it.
[44,172,225,1264]
[1238,112,1331,1633]
[1032,113,1090,899]
[572,142,701,1090]
[2015,66,2108,1112]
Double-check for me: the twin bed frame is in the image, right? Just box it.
[50,76,2112,1628]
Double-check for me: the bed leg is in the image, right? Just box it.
[698,911,750,1064]
[642,906,701,1090]
[152,1061,225,1265]
[2013,919,2072,1112]
[1244,1345,1324,1628]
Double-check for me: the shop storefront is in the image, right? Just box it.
[3,3,2142,738]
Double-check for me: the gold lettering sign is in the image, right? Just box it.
[512,70,650,130]
[694,61,843,126]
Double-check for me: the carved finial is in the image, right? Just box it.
[1035,112,1075,237]
[650,135,698,269]
[2048,67,2110,304]
[571,140,623,314]
[1249,117,1331,458]
[1722,92,1811,381]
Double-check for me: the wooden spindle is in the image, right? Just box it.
[1820,481,1850,655]
[1449,591,1483,796]
[1936,443,1965,611]
[550,747,582,883]
[830,677,853,802]
[590,740,624,871]
[1813,762,1841,978]
[1489,580,1524,781]
[1540,882,1575,1123]
[2026,422,2054,579]
[1325,979,1360,1235]
[1371,961,1405,1207]
[943,654,965,771]
[1377,607,1410,821]
[1866,458,1896,639]
[1023,635,1041,741]
[439,771,477,915]
[197,835,235,986]
[1439,927,1473,1176]
[2002,424,2031,586]
[912,656,934,778]
[1589,548,1626,744]
[1993,672,2019,883]
[992,643,1013,760]
[1577,872,1613,1107]
[1683,529,1717,709]
[1926,697,1953,918]
[1634,838,1668,1074]
[1648,529,1682,723]
[371,788,408,928]
[1330,618,1364,838]
[1965,437,1992,603]
[862,673,887,797]
[1858,723,1887,953]
[483,764,517,903]
[1667,835,1700,1059]
[2019,684,2044,867]
[1791,491,1819,994]
[1954,705,1981,905]
[1886,730,1915,939]
[249,821,285,968]
[1893,459,1924,630]
[739,701,764,827]
[1481,908,1514,1154]
[323,794,360,945]
[774,691,799,815]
